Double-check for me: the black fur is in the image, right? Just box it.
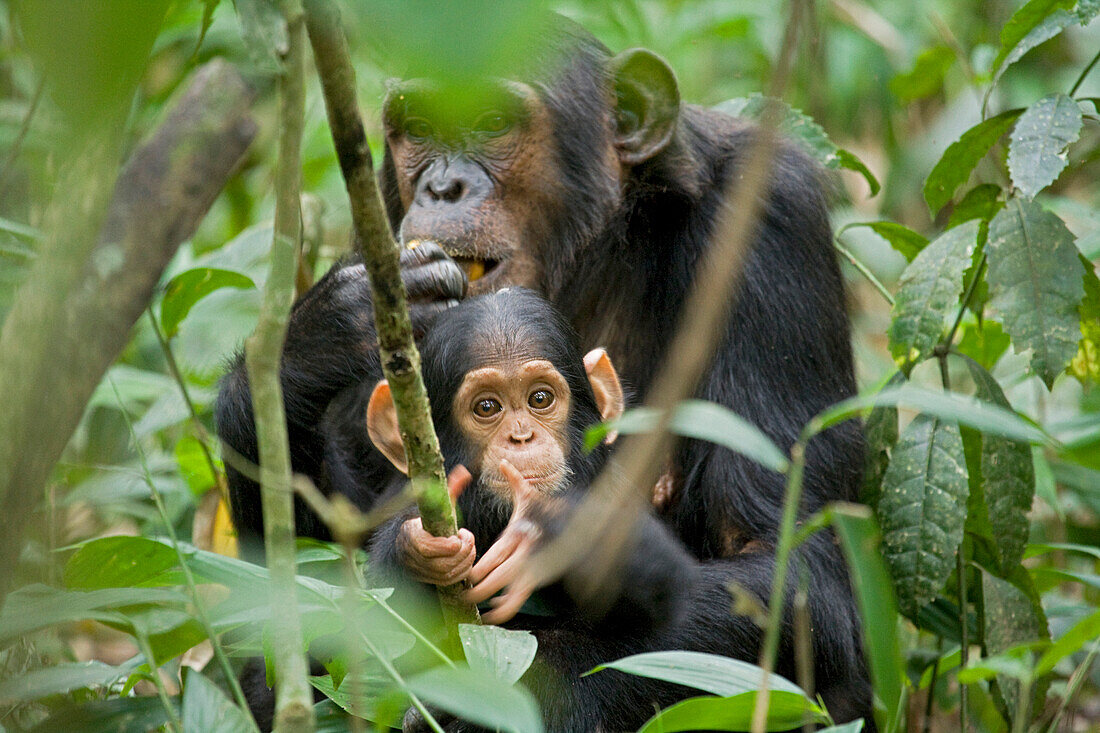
[215,17,873,732]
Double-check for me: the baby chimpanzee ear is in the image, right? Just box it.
[366,380,409,474]
[583,348,624,444]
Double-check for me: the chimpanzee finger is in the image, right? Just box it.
[467,527,523,585]
[481,581,535,625]
[499,459,539,513]
[401,242,467,301]
[464,541,531,604]
[447,465,472,503]
[408,299,462,338]
[402,518,465,558]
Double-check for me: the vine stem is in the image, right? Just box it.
[834,237,895,305]
[107,377,259,731]
[1070,47,1100,97]
[243,0,315,729]
[134,628,183,733]
[943,251,987,352]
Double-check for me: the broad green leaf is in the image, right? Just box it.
[963,359,1035,571]
[1008,94,1083,199]
[591,400,788,474]
[890,46,954,102]
[588,651,806,698]
[160,267,255,338]
[841,222,928,262]
[889,221,979,370]
[0,661,128,704]
[811,385,1049,445]
[831,506,903,731]
[948,184,1005,228]
[819,722,866,733]
[28,697,175,733]
[309,673,403,725]
[991,0,1076,77]
[181,669,255,733]
[0,584,188,642]
[405,666,543,733]
[1070,257,1100,385]
[636,691,825,733]
[459,624,538,685]
[878,415,969,617]
[65,535,179,590]
[715,95,879,195]
[233,0,288,73]
[957,320,1011,370]
[861,372,905,508]
[986,199,1086,389]
[923,110,1022,215]
[981,569,1050,719]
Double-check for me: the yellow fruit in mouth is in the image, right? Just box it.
[464,260,486,281]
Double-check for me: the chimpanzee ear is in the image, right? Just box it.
[366,380,408,475]
[583,348,624,444]
[609,49,680,166]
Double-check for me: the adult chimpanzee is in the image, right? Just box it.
[215,12,871,729]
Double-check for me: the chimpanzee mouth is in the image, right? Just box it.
[451,256,501,283]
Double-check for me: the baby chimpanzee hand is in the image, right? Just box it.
[463,459,544,624]
[396,467,477,586]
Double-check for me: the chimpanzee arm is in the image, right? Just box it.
[214,245,466,550]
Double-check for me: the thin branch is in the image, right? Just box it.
[835,237,895,305]
[301,0,478,627]
[243,0,315,729]
[0,78,44,199]
[943,250,987,351]
[1070,48,1100,97]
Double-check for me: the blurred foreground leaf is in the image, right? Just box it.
[636,691,825,733]
[459,623,538,685]
[405,665,544,733]
[588,651,806,698]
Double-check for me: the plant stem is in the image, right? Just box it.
[1070,48,1100,97]
[108,377,258,729]
[943,251,987,351]
[957,549,969,733]
[835,237,895,305]
[243,1,315,729]
[135,628,182,733]
[753,439,808,733]
[301,0,477,627]
[358,634,445,733]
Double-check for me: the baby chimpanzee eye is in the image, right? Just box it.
[473,398,503,417]
[528,390,554,409]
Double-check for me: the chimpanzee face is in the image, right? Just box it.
[382,80,576,295]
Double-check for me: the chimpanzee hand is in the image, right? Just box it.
[400,241,467,338]
[463,460,544,624]
[396,466,477,586]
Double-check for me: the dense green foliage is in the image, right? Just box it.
[0,0,1098,731]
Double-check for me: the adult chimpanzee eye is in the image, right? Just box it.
[403,117,433,140]
[528,390,554,409]
[473,110,511,136]
[473,398,503,418]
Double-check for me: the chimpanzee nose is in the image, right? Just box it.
[415,157,487,206]
[509,422,534,444]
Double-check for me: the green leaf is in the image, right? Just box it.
[0,584,189,642]
[963,359,1035,571]
[957,320,1011,370]
[588,651,806,698]
[861,372,905,508]
[405,666,543,733]
[309,673,402,725]
[923,110,1022,215]
[889,220,979,370]
[819,723,866,733]
[181,669,255,733]
[0,216,42,240]
[715,95,879,195]
[811,385,1049,445]
[992,0,1075,77]
[981,568,1050,719]
[160,267,255,338]
[1070,257,1100,385]
[636,691,826,733]
[28,697,175,733]
[592,400,788,474]
[831,506,904,731]
[947,184,1005,228]
[1008,94,1083,199]
[986,198,1086,389]
[233,0,288,73]
[65,535,179,590]
[0,661,129,704]
[459,624,538,685]
[890,45,954,102]
[841,222,928,262]
[878,415,969,617]
[1035,608,1100,675]
[1076,0,1100,22]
